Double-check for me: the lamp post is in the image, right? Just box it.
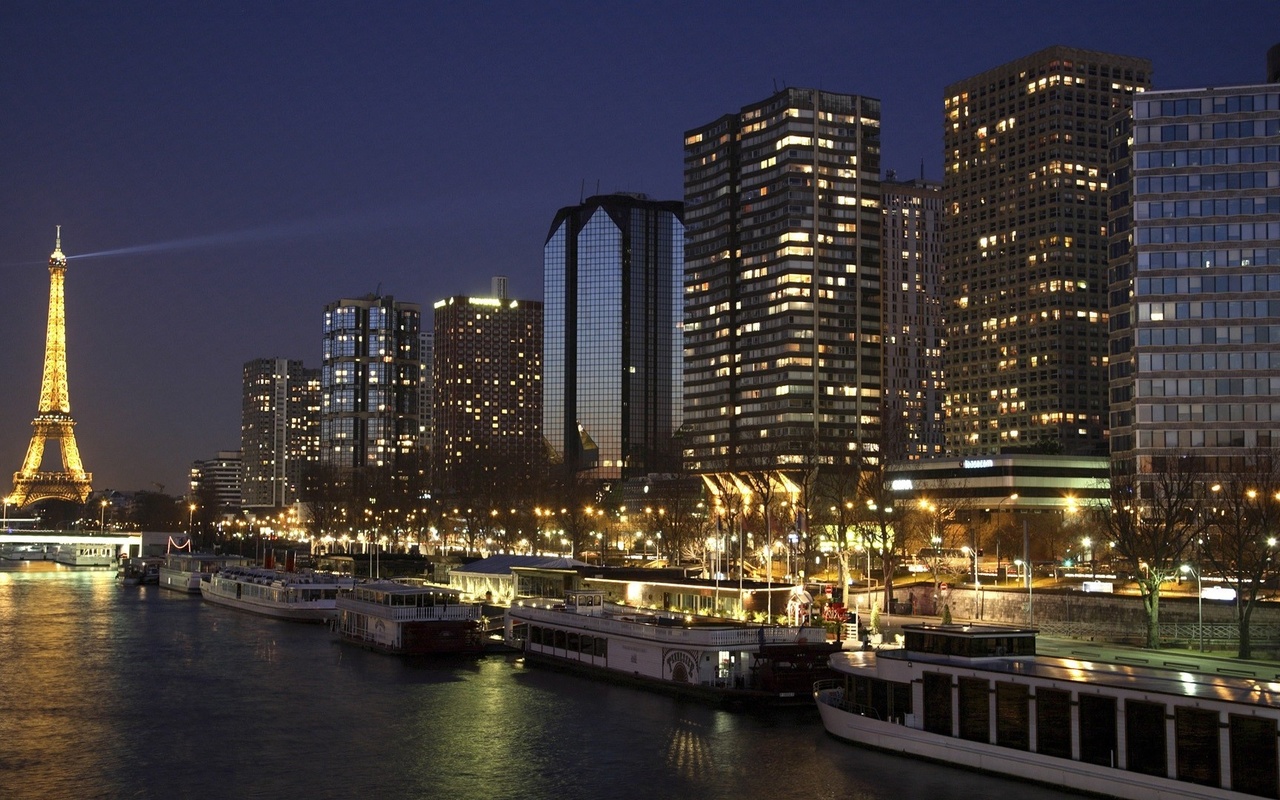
[1181,563,1203,652]
[962,545,980,619]
[100,499,108,533]
[188,503,197,536]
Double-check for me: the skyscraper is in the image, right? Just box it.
[320,295,422,471]
[882,177,946,460]
[241,357,320,508]
[1109,82,1280,476]
[942,46,1150,456]
[544,193,684,481]
[190,450,244,513]
[682,88,883,477]
[431,279,542,495]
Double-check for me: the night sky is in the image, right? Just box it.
[1,1,1274,496]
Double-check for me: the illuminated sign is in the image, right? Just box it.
[963,459,994,469]
[890,479,914,491]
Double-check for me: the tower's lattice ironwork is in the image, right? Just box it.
[10,227,92,506]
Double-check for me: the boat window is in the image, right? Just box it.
[922,672,953,736]
[567,633,579,652]
[1035,688,1072,759]
[995,682,1029,751]
[958,678,990,743]
[1175,706,1220,787]
[1079,694,1118,767]
[1229,714,1279,798]
[1125,699,1168,777]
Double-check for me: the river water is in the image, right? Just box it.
[0,562,1082,800]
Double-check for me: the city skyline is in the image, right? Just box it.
[0,3,1273,493]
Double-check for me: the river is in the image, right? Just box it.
[0,562,1082,800]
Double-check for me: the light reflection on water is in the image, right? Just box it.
[0,564,1081,800]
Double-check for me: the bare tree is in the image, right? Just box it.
[1091,456,1207,649]
[1202,449,1280,658]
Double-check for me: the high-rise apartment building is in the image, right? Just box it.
[544,193,684,481]
[190,450,243,513]
[683,88,883,477]
[1108,83,1280,476]
[882,177,946,460]
[431,279,542,495]
[942,46,1150,456]
[241,357,320,508]
[419,329,434,455]
[320,295,422,471]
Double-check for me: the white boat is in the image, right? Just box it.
[200,566,356,622]
[334,580,485,655]
[814,622,1280,800]
[159,553,251,593]
[504,589,839,705]
[53,542,117,567]
[1,544,50,561]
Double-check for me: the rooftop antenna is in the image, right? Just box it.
[773,78,778,92]
[580,179,585,203]
[920,158,925,181]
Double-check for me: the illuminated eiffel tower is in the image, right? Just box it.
[10,227,92,506]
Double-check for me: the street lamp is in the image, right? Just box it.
[962,545,980,619]
[1181,563,1203,652]
[100,498,108,533]
[188,503,197,536]
[1082,536,1094,578]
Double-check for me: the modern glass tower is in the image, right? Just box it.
[942,46,1150,456]
[320,295,421,471]
[1109,83,1280,476]
[683,88,883,476]
[241,357,320,508]
[543,193,684,481]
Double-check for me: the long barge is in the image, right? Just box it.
[815,622,1280,800]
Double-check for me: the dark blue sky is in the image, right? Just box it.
[1,1,1274,495]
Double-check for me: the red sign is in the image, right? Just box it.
[939,582,949,592]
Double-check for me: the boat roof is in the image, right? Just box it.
[835,647,1280,708]
[453,554,588,575]
[357,580,462,596]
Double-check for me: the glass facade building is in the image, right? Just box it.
[430,283,542,494]
[943,46,1150,456]
[882,178,946,460]
[683,88,883,476]
[320,295,422,471]
[242,357,320,508]
[1109,84,1280,475]
[544,193,684,481]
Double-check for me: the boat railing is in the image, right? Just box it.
[813,680,884,720]
[337,598,480,621]
[513,602,824,647]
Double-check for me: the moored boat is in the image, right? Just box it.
[159,553,251,593]
[53,542,117,567]
[504,589,838,705]
[1,544,51,561]
[117,556,162,585]
[200,566,355,622]
[334,580,485,655]
[814,622,1280,800]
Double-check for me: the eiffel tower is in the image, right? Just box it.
[10,227,92,507]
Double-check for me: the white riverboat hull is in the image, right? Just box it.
[815,688,1240,800]
[158,567,204,593]
[200,567,354,623]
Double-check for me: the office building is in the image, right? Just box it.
[544,193,684,481]
[882,177,946,460]
[683,88,883,478]
[431,279,542,495]
[1108,83,1280,476]
[942,46,1150,456]
[190,450,243,513]
[320,294,422,471]
[241,357,320,508]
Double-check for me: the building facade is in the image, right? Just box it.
[1108,84,1280,476]
[942,46,1151,456]
[320,295,422,471]
[241,357,320,508]
[190,450,244,513]
[431,279,542,495]
[882,178,946,461]
[544,193,684,481]
[683,88,883,478]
